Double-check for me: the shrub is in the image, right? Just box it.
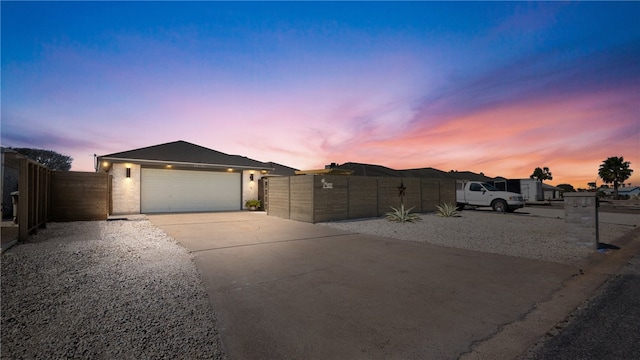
[245,199,261,208]
[386,204,421,223]
[436,203,461,217]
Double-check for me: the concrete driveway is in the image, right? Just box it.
[148,212,578,359]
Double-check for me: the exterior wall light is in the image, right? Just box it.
[126,168,131,178]
[250,174,254,181]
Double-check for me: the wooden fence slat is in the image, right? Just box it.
[18,158,29,241]
[50,171,109,221]
[15,158,108,241]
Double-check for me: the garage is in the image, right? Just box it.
[141,168,241,213]
[97,141,281,215]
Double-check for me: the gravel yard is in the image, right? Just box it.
[1,220,226,359]
[319,210,635,265]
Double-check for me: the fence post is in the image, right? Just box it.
[18,158,29,242]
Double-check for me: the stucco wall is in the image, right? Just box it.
[110,163,141,215]
[242,170,264,209]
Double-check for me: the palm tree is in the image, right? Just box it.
[530,167,553,182]
[598,156,633,199]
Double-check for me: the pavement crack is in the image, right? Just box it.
[255,267,329,286]
[224,267,330,291]
[191,233,356,253]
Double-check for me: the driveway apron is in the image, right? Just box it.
[148,212,577,360]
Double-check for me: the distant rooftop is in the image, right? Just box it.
[329,162,497,181]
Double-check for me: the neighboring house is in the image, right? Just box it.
[542,183,563,200]
[332,162,497,182]
[598,186,639,198]
[598,186,614,196]
[1,148,26,219]
[618,186,640,198]
[96,141,275,215]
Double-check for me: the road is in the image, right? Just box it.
[524,253,640,359]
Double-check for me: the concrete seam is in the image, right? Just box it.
[190,233,357,253]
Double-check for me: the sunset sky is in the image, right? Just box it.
[2,1,639,188]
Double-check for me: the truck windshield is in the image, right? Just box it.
[481,183,499,191]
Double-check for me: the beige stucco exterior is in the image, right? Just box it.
[242,170,264,208]
[110,163,141,215]
[106,164,267,215]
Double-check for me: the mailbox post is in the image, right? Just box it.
[564,192,599,249]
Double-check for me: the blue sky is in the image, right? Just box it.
[2,1,639,187]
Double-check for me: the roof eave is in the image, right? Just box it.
[97,156,274,171]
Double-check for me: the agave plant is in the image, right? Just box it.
[386,204,421,223]
[436,203,461,217]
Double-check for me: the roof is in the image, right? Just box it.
[295,168,355,175]
[333,162,401,177]
[542,183,563,191]
[619,187,640,194]
[98,141,273,170]
[264,162,299,176]
[333,162,497,181]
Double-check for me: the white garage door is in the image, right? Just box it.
[141,168,241,213]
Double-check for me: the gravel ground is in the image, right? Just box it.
[1,220,226,359]
[2,211,634,359]
[319,210,635,265]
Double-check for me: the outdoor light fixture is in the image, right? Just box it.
[250,174,254,181]
[126,168,131,178]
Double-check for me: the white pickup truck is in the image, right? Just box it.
[456,181,525,212]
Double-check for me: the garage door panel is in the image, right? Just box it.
[141,169,240,213]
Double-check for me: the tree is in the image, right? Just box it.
[598,156,633,199]
[10,147,73,171]
[556,183,575,193]
[530,167,553,182]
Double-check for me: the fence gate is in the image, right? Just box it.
[50,171,109,222]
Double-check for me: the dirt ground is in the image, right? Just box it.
[534,199,640,214]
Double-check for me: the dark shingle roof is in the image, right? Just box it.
[335,162,400,177]
[99,141,272,169]
[334,162,498,181]
[264,162,298,176]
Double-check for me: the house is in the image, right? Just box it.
[1,148,26,219]
[542,183,563,200]
[614,186,640,198]
[331,162,497,182]
[96,141,276,214]
[597,185,639,198]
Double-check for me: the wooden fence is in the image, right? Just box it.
[50,171,110,222]
[17,158,51,241]
[267,175,456,223]
[14,158,110,241]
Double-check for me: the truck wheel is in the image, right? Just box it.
[492,200,507,213]
[456,203,465,211]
